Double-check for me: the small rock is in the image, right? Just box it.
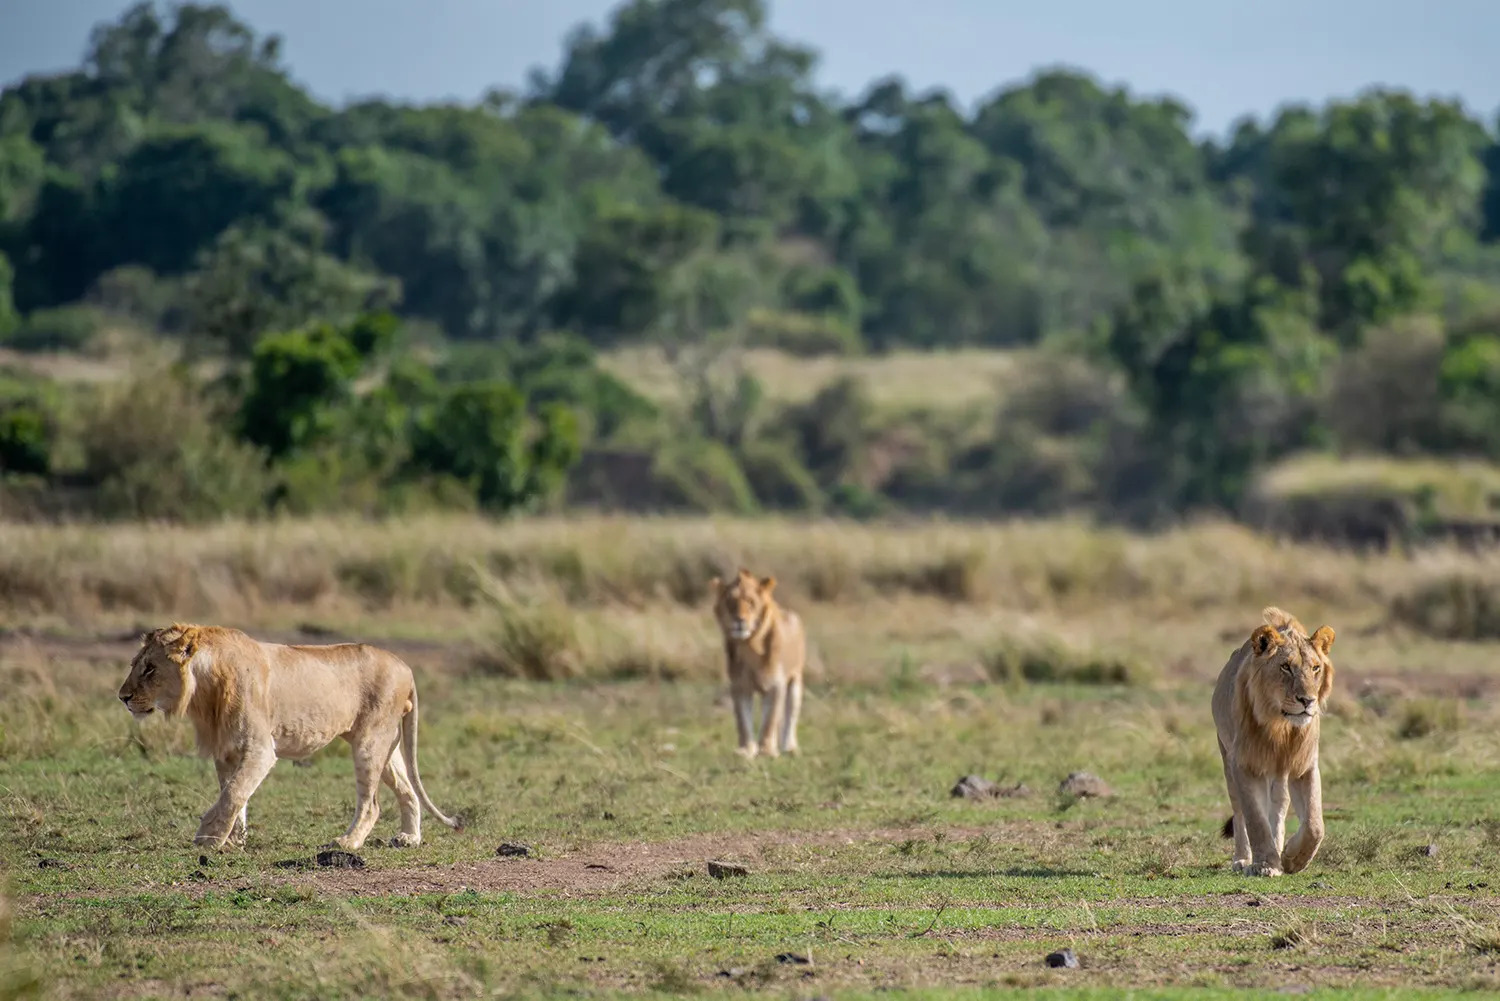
[951,774,998,799]
[716,968,745,978]
[1058,772,1112,798]
[315,849,366,869]
[585,863,612,871]
[951,775,1033,800]
[189,869,209,881]
[36,858,69,870]
[775,952,810,965]
[272,858,306,870]
[199,854,210,867]
[1309,880,1329,889]
[602,811,616,821]
[1246,899,1262,907]
[496,843,531,858]
[1044,948,1079,969]
[707,860,749,879]
[1421,843,1439,859]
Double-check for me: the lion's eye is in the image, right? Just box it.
[142,664,155,677]
[1280,664,1292,674]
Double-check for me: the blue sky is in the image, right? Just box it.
[3,0,1496,137]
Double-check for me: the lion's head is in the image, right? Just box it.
[710,568,776,641]
[1242,607,1335,731]
[118,624,203,719]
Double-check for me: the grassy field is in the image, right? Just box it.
[4,515,1500,999]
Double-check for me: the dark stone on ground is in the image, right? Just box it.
[951,775,1033,800]
[315,849,366,869]
[1058,772,1112,798]
[496,843,531,858]
[1044,947,1079,969]
[708,860,749,879]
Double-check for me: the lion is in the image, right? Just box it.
[710,568,806,758]
[117,624,460,851]
[1212,607,1335,877]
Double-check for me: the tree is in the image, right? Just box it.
[410,382,580,512]
[237,320,368,457]
[184,219,399,356]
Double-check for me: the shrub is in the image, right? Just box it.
[79,368,272,521]
[984,633,1154,686]
[1391,572,1500,640]
[739,439,824,512]
[4,305,107,353]
[742,307,862,357]
[650,439,758,513]
[0,407,49,475]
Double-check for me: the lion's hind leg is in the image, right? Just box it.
[383,746,422,848]
[333,727,398,851]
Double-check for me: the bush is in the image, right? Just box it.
[650,439,758,513]
[1391,573,1500,640]
[738,439,824,512]
[1324,317,1446,454]
[79,368,273,521]
[984,633,1154,686]
[4,305,108,353]
[742,307,863,357]
[0,407,49,475]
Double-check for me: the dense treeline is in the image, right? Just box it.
[3,0,1500,530]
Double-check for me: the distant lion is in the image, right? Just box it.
[710,569,806,758]
[117,624,460,850]
[1212,607,1335,876]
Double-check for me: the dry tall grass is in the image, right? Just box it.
[4,513,1497,637]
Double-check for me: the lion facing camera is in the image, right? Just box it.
[1212,607,1335,877]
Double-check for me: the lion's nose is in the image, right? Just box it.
[1297,695,1316,708]
[118,693,131,704]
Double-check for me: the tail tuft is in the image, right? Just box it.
[1220,815,1235,839]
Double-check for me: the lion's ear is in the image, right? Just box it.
[1250,624,1279,657]
[1309,625,1335,655]
[760,575,776,594]
[709,576,723,598]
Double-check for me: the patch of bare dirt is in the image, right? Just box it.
[270,825,988,898]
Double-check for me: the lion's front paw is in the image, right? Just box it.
[781,742,800,756]
[1244,861,1283,877]
[388,832,421,849]
[735,745,759,759]
[757,743,780,759]
[1230,859,1250,874]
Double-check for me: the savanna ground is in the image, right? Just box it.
[4,515,1500,1000]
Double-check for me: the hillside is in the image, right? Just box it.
[2,1,1500,532]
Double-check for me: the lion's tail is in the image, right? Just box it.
[1220,815,1235,839]
[401,687,461,831]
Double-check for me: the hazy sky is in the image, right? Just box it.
[3,1,1497,136]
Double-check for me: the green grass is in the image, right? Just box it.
[6,645,1500,998]
[5,514,1500,997]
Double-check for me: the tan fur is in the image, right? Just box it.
[1211,607,1336,877]
[709,568,807,758]
[118,624,459,851]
